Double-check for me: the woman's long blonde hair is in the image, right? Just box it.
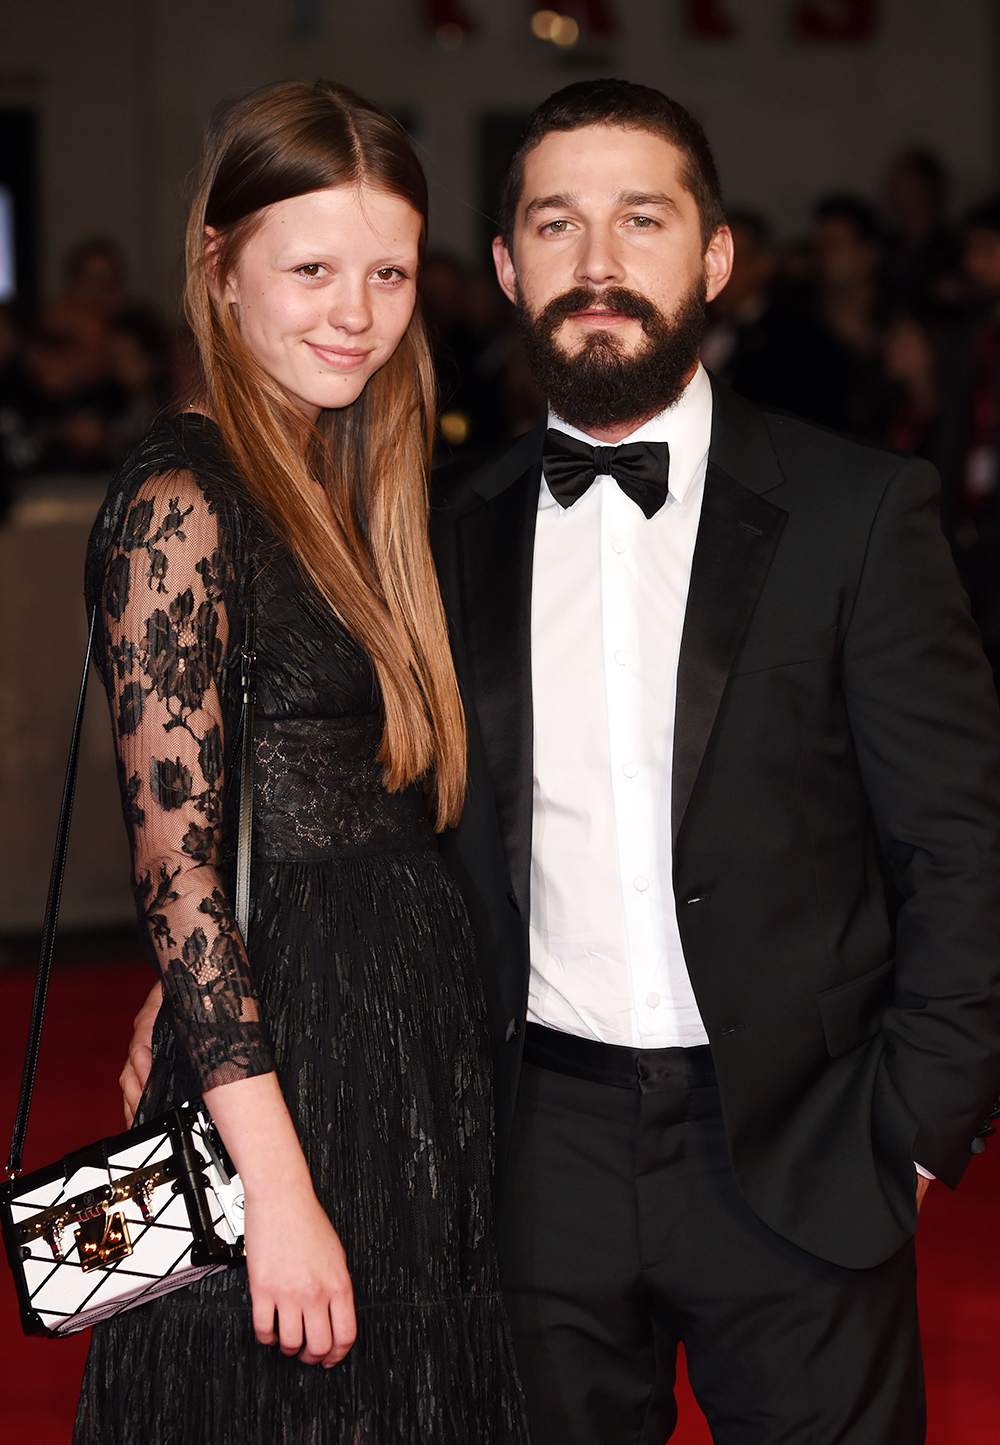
[184,80,465,829]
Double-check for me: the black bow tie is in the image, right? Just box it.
[543,429,671,519]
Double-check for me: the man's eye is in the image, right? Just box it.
[544,219,570,233]
[629,216,655,228]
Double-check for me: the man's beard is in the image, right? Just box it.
[515,278,707,433]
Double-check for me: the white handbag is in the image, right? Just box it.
[2,1105,245,1335]
[1,607,255,1336]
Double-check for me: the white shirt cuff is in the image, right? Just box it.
[914,1162,936,1181]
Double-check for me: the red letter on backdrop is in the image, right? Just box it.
[683,0,739,40]
[791,0,879,42]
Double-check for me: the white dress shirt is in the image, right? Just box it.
[528,363,712,1048]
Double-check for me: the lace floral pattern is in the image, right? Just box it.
[88,426,272,1090]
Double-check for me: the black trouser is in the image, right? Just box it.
[498,1026,924,1445]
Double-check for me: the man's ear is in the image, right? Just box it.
[704,224,734,304]
[492,235,518,306]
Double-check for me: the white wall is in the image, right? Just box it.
[1,0,997,317]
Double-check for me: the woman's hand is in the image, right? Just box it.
[204,1072,357,1367]
[121,981,162,1125]
[243,1182,356,1367]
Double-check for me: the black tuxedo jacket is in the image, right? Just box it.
[430,378,1000,1270]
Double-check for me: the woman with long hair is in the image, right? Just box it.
[73,80,527,1444]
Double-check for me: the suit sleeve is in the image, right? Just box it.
[842,454,1000,1187]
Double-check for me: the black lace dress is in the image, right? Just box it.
[73,415,527,1445]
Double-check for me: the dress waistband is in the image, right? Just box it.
[249,716,434,861]
[523,1022,716,1094]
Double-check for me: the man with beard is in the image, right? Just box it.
[121,80,1000,1445]
[428,80,1000,1444]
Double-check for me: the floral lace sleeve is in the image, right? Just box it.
[96,467,274,1091]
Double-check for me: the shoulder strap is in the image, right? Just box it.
[5,610,97,1179]
[5,605,256,1179]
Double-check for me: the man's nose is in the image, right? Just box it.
[574,227,625,287]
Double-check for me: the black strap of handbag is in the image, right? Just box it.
[4,603,256,1180]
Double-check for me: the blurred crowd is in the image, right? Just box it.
[698,148,1000,678]
[0,239,195,520]
[5,146,1000,675]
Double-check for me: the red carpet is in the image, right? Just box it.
[1,951,997,1443]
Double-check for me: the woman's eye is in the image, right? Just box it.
[296,264,323,277]
[375,267,403,282]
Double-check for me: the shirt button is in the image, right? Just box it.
[623,762,639,778]
[646,992,660,1008]
[612,537,627,554]
[615,649,629,666]
[634,875,649,892]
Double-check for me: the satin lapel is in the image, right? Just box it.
[672,412,788,844]
[456,457,541,916]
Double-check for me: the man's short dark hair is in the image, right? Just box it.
[497,79,726,256]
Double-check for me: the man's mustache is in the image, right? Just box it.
[531,286,665,337]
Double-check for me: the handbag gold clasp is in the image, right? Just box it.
[75,1210,133,1270]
